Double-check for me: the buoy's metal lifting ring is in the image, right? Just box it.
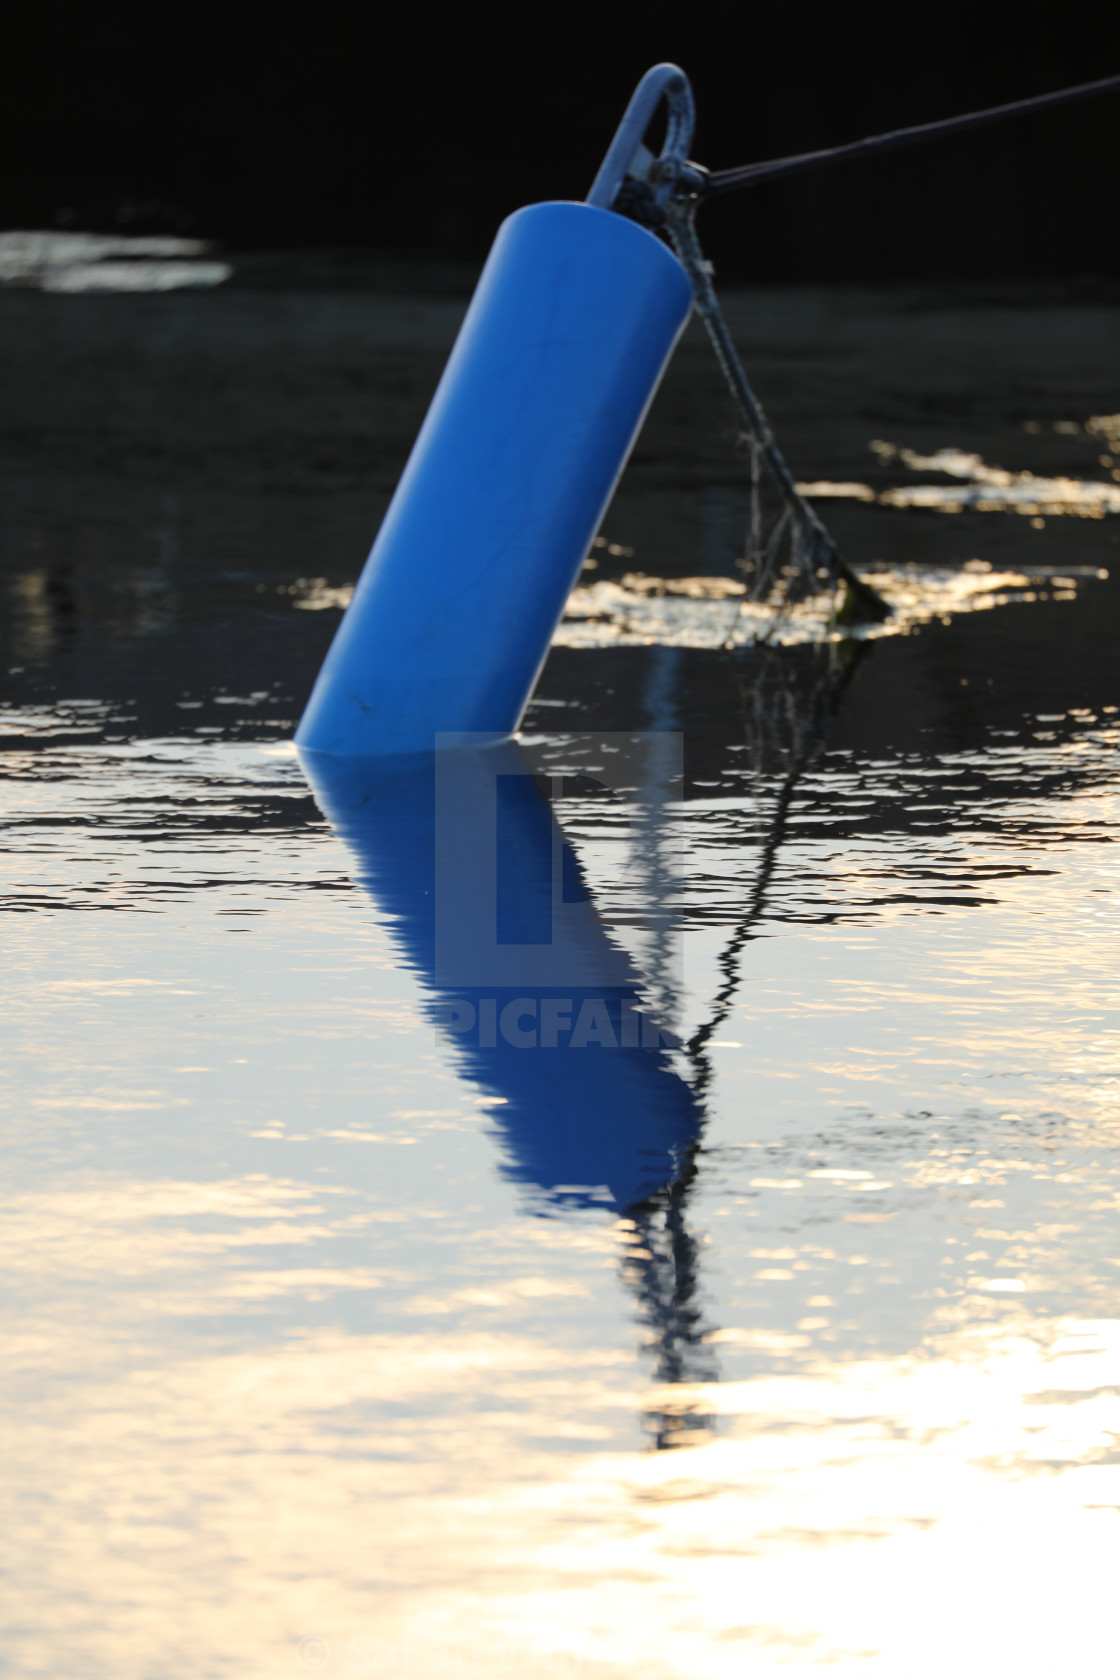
[586,63,707,226]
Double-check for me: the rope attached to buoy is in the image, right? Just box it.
[706,70,1120,199]
[590,63,1120,631]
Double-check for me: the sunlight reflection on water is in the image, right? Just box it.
[2,686,1119,1676]
[286,555,1111,649]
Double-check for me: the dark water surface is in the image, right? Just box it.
[2,261,1120,1677]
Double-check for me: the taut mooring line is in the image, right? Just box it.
[705,70,1120,198]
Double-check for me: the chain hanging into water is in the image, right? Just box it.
[588,65,888,628]
[589,62,1120,632]
[668,212,886,626]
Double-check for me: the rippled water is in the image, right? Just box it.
[3,273,1120,1676]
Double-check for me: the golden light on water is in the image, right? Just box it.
[285,552,1111,650]
[3,628,1120,1676]
[4,789,1120,1676]
[5,1191,1120,1677]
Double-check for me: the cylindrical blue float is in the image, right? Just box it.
[295,201,693,757]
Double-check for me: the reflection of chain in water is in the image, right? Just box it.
[619,642,863,1446]
[687,641,864,1096]
[624,1157,719,1450]
[613,645,713,1447]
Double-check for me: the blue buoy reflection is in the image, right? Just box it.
[299,739,702,1215]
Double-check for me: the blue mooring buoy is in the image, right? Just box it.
[295,199,692,757]
[294,56,1120,755]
